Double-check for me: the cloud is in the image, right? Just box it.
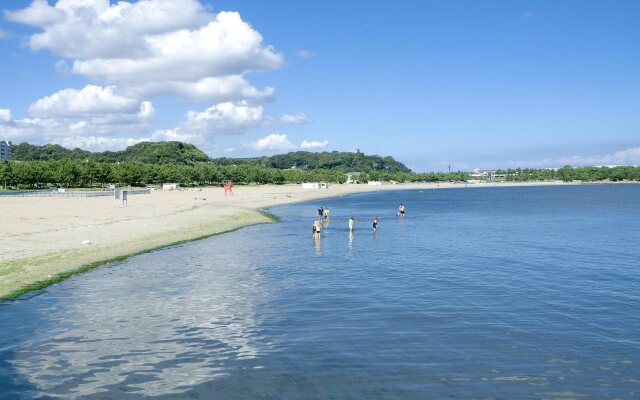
[0,92,154,151]
[28,85,141,118]
[182,101,264,135]
[0,114,150,150]
[164,76,275,103]
[150,128,205,145]
[150,101,264,145]
[54,59,71,77]
[151,101,307,147]
[246,133,296,151]
[6,0,209,58]
[138,101,155,119]
[0,28,7,39]
[72,12,282,80]
[536,147,640,167]
[0,109,11,122]
[4,0,66,27]
[469,147,640,170]
[223,147,235,153]
[279,113,309,124]
[297,49,315,59]
[2,0,307,152]
[7,1,283,102]
[59,135,149,152]
[300,139,328,149]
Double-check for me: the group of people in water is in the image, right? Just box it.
[312,203,405,238]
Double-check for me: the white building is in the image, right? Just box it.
[0,140,11,161]
[469,168,506,181]
[302,182,328,189]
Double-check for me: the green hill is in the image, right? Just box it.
[12,142,411,172]
[212,151,411,173]
[12,141,209,165]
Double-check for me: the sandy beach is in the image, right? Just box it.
[0,180,603,298]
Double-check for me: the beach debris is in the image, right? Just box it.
[81,239,93,245]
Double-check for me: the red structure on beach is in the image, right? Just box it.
[223,180,233,196]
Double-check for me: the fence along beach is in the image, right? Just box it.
[0,180,622,299]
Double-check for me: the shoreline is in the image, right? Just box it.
[1,180,636,300]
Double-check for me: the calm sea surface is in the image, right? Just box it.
[1,185,639,399]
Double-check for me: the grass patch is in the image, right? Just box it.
[259,209,280,221]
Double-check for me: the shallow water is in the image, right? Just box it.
[1,185,639,399]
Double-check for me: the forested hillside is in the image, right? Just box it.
[212,151,411,173]
[12,142,210,165]
[12,142,411,172]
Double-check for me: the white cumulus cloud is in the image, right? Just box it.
[2,0,307,152]
[300,139,328,149]
[0,118,147,150]
[4,0,66,27]
[151,128,204,145]
[59,135,149,152]
[7,1,283,102]
[247,134,296,151]
[152,102,308,147]
[28,85,140,118]
[182,101,264,135]
[165,76,275,103]
[138,101,155,119]
[0,109,11,123]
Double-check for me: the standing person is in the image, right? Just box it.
[313,220,322,238]
[318,206,324,220]
[323,207,330,221]
[372,217,378,233]
[398,203,405,218]
[348,216,354,232]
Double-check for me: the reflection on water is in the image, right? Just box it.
[5,238,270,398]
[348,231,354,252]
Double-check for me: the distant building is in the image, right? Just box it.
[0,140,12,161]
[302,182,329,189]
[345,172,360,184]
[469,168,506,181]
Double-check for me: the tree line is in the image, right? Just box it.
[497,166,640,182]
[0,159,466,189]
[1,160,639,190]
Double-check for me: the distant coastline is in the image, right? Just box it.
[1,180,637,300]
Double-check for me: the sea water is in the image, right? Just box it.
[1,185,639,399]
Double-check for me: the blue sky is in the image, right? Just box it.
[0,0,639,171]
